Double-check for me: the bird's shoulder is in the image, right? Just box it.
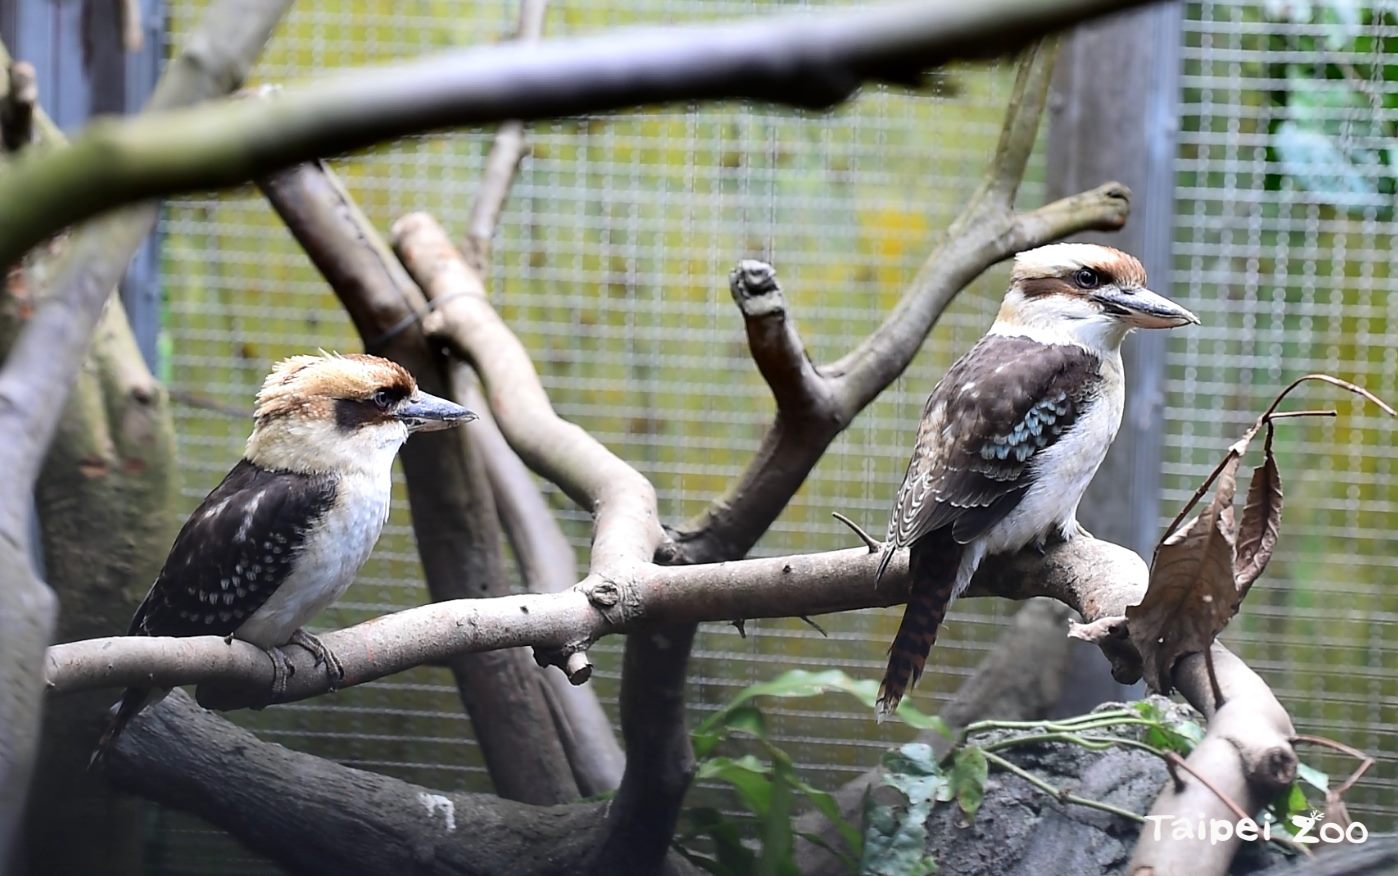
[130,459,339,637]
[887,334,1103,551]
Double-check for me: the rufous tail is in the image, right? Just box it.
[876,540,959,722]
[90,686,151,769]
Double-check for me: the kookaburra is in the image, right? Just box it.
[875,244,1198,720]
[94,353,474,760]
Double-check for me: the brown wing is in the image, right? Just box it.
[129,459,337,638]
[877,335,1101,579]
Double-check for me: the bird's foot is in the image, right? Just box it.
[290,628,345,691]
[265,646,296,705]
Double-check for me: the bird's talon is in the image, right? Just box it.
[289,628,344,689]
[267,646,295,702]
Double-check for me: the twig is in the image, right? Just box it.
[832,512,881,554]
[1204,646,1226,711]
[1291,734,1375,800]
[982,750,1144,824]
[1164,752,1248,822]
[463,0,549,274]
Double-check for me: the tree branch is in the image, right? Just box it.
[0,1,290,859]
[46,537,1139,703]
[255,160,577,805]
[104,691,605,876]
[395,212,681,873]
[0,0,1161,271]
[462,0,549,275]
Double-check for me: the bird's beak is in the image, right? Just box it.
[397,392,477,432]
[1096,286,1200,329]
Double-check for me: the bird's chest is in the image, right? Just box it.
[234,470,391,647]
[980,367,1124,554]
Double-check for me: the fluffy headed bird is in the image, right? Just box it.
[874,243,1198,720]
[94,353,475,761]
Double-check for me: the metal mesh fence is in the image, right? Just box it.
[1171,0,1397,828]
[155,0,1036,868]
[146,0,1396,869]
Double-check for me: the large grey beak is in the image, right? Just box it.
[1096,286,1200,329]
[397,391,477,433]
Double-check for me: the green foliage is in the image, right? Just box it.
[861,744,943,876]
[1262,1,1398,215]
[682,670,900,876]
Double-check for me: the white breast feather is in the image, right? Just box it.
[234,468,392,648]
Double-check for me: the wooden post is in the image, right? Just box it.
[1044,2,1182,712]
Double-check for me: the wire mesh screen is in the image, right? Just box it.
[147,0,1398,870]
[155,0,1039,869]
[1172,1,1397,828]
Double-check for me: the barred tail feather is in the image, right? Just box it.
[876,539,959,722]
[90,686,158,769]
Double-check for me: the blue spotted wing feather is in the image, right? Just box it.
[880,334,1099,572]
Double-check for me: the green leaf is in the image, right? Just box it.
[949,747,989,818]
[758,761,798,876]
[861,744,944,875]
[697,756,775,818]
[860,792,937,876]
[692,670,950,744]
[683,808,755,876]
[882,743,949,806]
[783,773,863,857]
[1297,762,1330,793]
[1269,783,1312,835]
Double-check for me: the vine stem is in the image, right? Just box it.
[981,750,1145,824]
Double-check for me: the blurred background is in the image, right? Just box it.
[4,0,1394,871]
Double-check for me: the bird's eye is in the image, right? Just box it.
[372,389,394,410]
[1073,268,1100,289]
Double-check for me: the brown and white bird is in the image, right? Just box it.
[94,353,474,761]
[874,244,1198,720]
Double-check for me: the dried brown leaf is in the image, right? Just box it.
[1236,424,1282,596]
[1132,373,1395,694]
[1128,468,1241,693]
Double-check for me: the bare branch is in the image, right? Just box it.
[105,691,608,876]
[728,259,835,419]
[0,0,1162,270]
[257,160,577,805]
[463,0,550,274]
[45,537,1140,703]
[397,211,680,869]
[398,213,667,572]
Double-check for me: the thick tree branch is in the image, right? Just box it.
[46,537,1137,703]
[0,2,289,860]
[453,374,627,795]
[0,0,1162,271]
[395,213,679,873]
[256,160,577,805]
[105,691,605,876]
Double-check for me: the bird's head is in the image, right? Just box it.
[245,352,475,475]
[994,243,1199,353]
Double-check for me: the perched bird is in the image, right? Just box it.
[874,244,1198,720]
[94,353,474,761]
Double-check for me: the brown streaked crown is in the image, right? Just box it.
[1011,243,1146,297]
[254,353,417,424]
